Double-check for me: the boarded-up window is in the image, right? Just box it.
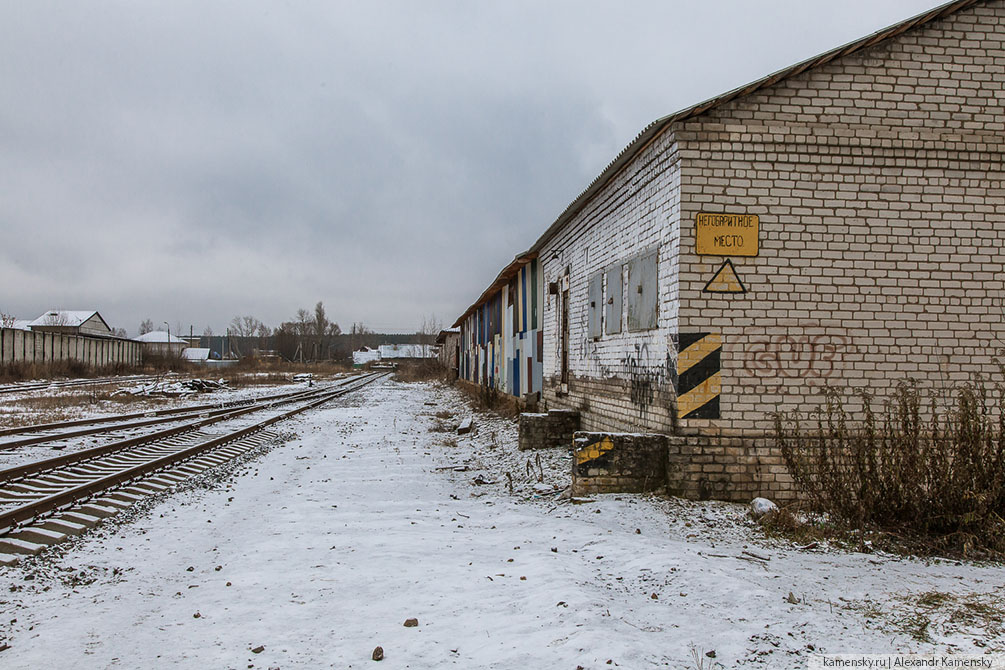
[605,265,622,335]
[627,251,658,331]
[587,271,603,339]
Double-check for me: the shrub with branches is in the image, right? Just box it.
[775,378,1005,555]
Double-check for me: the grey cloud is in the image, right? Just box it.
[0,0,946,335]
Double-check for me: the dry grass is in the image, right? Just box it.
[0,360,139,383]
[0,385,174,429]
[394,360,451,383]
[775,378,1005,558]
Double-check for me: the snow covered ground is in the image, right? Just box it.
[1,379,1002,669]
[0,376,337,472]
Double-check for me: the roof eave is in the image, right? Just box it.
[526,0,981,255]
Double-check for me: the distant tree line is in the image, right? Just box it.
[134,302,442,363]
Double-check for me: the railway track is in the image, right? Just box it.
[0,377,355,448]
[0,371,390,563]
[0,373,170,396]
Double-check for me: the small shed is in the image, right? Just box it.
[29,310,113,338]
[352,346,381,367]
[436,329,460,375]
[182,347,211,363]
[135,331,187,357]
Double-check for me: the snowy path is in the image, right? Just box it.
[1,379,1002,669]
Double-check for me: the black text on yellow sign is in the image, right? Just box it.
[695,213,759,256]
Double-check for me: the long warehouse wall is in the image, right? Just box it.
[0,328,142,368]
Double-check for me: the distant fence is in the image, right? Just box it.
[0,328,142,368]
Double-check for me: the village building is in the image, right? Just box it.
[2,310,140,368]
[453,0,1005,501]
[135,331,187,357]
[435,328,461,378]
[28,310,114,338]
[352,346,381,367]
[378,343,438,360]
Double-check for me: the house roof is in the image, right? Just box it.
[135,331,187,343]
[451,251,537,328]
[525,0,982,257]
[28,310,105,328]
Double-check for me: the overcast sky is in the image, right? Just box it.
[0,0,946,336]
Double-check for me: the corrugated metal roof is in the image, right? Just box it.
[28,310,100,328]
[451,251,537,328]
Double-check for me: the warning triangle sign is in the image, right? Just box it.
[703,259,746,293]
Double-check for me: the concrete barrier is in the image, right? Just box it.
[0,328,141,369]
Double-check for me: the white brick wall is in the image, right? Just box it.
[677,0,1005,432]
[540,131,682,431]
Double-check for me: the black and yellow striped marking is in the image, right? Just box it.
[575,436,614,467]
[676,332,721,420]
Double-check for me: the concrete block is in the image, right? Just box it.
[571,431,668,496]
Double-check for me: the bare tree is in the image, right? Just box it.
[0,312,16,329]
[203,326,214,337]
[139,319,154,335]
[418,314,442,358]
[295,309,312,361]
[229,315,267,338]
[112,327,127,338]
[312,301,341,360]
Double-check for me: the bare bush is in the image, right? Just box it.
[775,378,1005,556]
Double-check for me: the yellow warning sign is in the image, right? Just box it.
[696,213,759,256]
[703,259,747,293]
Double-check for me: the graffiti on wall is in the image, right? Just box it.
[581,336,617,379]
[621,342,677,425]
[743,326,854,390]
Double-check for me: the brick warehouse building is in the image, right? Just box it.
[455,0,1005,500]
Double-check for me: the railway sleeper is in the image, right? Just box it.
[75,503,120,519]
[104,491,146,504]
[39,519,89,537]
[0,537,47,556]
[7,527,67,548]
